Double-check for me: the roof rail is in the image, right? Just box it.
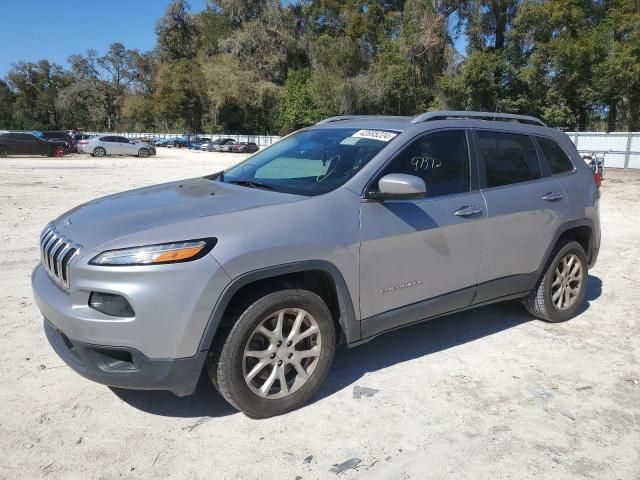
[411,111,547,127]
[315,115,378,125]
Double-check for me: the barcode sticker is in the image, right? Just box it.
[351,130,398,142]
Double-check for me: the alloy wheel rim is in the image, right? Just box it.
[243,308,321,399]
[551,253,583,310]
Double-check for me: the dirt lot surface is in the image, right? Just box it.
[0,149,638,479]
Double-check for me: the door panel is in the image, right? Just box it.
[360,192,486,320]
[476,179,569,300]
[473,129,570,302]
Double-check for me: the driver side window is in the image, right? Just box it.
[377,130,471,198]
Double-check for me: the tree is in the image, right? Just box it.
[154,59,207,132]
[0,80,14,129]
[278,68,321,133]
[156,0,200,61]
[68,43,136,129]
[7,60,69,130]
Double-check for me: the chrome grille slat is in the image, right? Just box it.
[38,224,82,290]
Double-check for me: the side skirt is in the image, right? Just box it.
[353,288,530,348]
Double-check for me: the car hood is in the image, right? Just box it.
[51,177,303,252]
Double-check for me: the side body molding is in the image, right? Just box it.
[197,260,360,353]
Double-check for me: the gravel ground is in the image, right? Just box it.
[0,149,638,479]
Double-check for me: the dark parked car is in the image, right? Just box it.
[188,138,210,149]
[0,132,67,157]
[37,131,75,152]
[172,137,190,148]
[153,138,171,147]
[232,142,259,153]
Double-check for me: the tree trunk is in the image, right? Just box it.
[607,100,617,132]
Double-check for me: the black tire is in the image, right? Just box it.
[523,240,588,322]
[93,147,106,157]
[138,148,150,158]
[208,288,335,418]
[0,146,7,158]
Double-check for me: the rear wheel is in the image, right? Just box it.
[208,289,335,418]
[93,147,106,157]
[138,148,150,158]
[523,240,588,322]
[0,146,7,158]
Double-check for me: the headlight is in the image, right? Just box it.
[90,239,216,266]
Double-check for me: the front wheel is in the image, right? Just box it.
[523,240,588,322]
[0,146,7,158]
[208,289,335,418]
[52,146,65,157]
[138,148,150,158]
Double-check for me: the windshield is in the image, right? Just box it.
[220,128,397,196]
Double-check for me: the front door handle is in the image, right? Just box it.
[542,192,563,202]
[454,206,482,217]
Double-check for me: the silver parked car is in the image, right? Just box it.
[78,135,156,158]
[32,111,601,418]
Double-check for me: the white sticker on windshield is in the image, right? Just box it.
[351,130,398,142]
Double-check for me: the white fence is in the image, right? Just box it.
[568,132,640,169]
[83,130,640,169]
[85,132,282,148]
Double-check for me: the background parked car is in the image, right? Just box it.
[73,134,92,142]
[171,137,190,148]
[78,135,155,158]
[0,132,67,157]
[232,142,259,153]
[205,138,236,151]
[188,138,210,149]
[35,131,75,152]
[218,140,237,152]
[153,138,170,147]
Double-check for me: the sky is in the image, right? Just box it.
[0,1,467,77]
[0,0,207,76]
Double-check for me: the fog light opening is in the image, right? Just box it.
[89,292,135,318]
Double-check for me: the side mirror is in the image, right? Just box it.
[369,173,426,200]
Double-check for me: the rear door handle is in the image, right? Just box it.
[542,192,563,202]
[454,206,482,217]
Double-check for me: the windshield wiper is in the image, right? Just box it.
[227,179,278,191]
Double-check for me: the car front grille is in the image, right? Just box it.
[39,225,82,289]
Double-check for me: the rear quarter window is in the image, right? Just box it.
[537,137,575,174]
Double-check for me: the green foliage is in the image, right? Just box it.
[2,0,639,132]
[277,68,321,133]
[154,59,206,132]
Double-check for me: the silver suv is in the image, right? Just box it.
[32,111,601,418]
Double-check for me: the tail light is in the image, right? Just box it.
[78,140,89,145]
[593,172,602,188]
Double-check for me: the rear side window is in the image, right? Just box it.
[537,137,574,174]
[477,131,541,188]
[377,130,471,198]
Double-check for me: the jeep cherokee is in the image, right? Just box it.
[32,111,601,418]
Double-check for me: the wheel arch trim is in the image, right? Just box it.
[197,260,360,354]
[529,218,596,290]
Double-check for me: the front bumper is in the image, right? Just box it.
[32,249,232,394]
[44,318,205,396]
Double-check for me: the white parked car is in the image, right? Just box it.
[78,135,156,157]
